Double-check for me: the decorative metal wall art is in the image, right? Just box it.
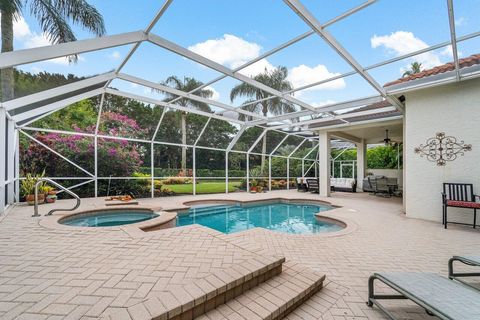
[414,132,472,166]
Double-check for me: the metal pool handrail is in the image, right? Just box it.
[33,178,81,217]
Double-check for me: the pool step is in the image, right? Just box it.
[196,261,325,320]
[103,255,286,320]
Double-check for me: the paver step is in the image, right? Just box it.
[196,261,325,320]
[103,255,286,320]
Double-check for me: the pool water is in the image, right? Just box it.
[61,210,159,227]
[176,202,342,234]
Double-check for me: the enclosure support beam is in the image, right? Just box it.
[0,107,6,213]
[194,118,211,146]
[15,131,20,202]
[94,93,105,197]
[225,152,229,194]
[356,139,366,191]
[268,156,272,191]
[269,134,290,156]
[226,126,247,152]
[446,0,460,81]
[246,154,250,193]
[286,158,290,190]
[7,119,16,205]
[0,31,147,68]
[318,131,331,197]
[193,147,196,196]
[151,142,155,198]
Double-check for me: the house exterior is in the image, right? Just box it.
[311,54,480,223]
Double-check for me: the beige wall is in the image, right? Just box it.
[404,78,480,222]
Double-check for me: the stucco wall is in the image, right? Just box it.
[405,78,480,222]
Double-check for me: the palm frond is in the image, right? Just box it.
[52,0,105,36]
[31,0,76,44]
[0,0,22,14]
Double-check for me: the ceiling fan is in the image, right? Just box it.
[379,129,400,146]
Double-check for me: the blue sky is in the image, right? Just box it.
[8,0,480,113]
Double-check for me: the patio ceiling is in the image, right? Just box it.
[1,0,479,136]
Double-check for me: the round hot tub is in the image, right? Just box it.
[59,209,159,227]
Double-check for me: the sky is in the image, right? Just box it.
[5,0,480,115]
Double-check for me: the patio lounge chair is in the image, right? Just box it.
[449,255,480,289]
[367,272,480,319]
[442,183,480,229]
[306,179,319,193]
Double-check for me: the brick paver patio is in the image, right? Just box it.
[1,191,479,319]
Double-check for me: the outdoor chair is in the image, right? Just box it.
[374,177,390,197]
[449,255,480,289]
[305,179,319,193]
[296,177,307,192]
[442,183,480,229]
[367,272,480,319]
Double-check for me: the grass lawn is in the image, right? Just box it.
[166,181,241,194]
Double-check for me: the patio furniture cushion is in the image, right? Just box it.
[331,178,356,192]
[373,272,480,319]
[447,200,480,208]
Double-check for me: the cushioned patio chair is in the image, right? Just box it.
[305,179,319,193]
[442,183,480,229]
[367,272,480,319]
[296,177,307,192]
[449,255,480,289]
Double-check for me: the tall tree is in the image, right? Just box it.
[1,0,105,101]
[402,61,423,77]
[230,66,295,172]
[159,76,213,172]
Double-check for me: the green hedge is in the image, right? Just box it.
[140,167,246,178]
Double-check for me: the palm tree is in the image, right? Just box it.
[402,62,423,78]
[1,0,105,102]
[230,66,295,172]
[160,76,213,172]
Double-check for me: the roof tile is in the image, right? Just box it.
[384,53,480,87]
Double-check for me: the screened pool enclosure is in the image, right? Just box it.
[1,0,476,214]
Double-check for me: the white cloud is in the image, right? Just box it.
[287,64,346,91]
[205,86,220,100]
[130,83,139,88]
[455,17,467,26]
[311,100,336,108]
[0,14,83,65]
[189,34,261,69]
[189,34,346,93]
[439,45,463,58]
[13,16,31,39]
[371,31,446,71]
[237,59,275,77]
[108,50,121,60]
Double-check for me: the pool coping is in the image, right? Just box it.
[39,205,177,236]
[38,197,357,238]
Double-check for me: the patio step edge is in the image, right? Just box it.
[197,261,326,320]
[102,255,286,320]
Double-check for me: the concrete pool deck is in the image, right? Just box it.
[1,191,479,319]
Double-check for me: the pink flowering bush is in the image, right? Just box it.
[21,112,147,180]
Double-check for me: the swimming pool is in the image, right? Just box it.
[176,201,343,234]
[60,210,159,227]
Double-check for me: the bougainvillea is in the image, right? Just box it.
[21,112,147,179]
